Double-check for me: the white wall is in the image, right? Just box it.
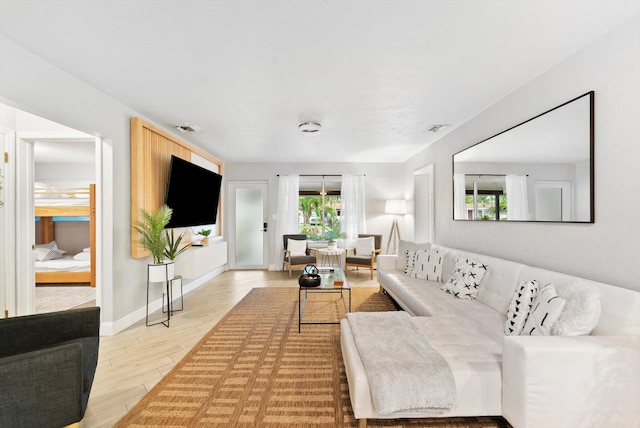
[0,36,220,328]
[405,14,640,291]
[225,162,408,263]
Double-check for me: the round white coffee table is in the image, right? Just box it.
[315,247,345,269]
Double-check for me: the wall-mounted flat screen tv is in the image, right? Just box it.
[165,155,222,228]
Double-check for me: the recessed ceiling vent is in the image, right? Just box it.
[426,124,450,133]
[175,124,199,133]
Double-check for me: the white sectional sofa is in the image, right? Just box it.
[340,243,640,428]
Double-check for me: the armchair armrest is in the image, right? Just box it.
[502,335,640,428]
[0,343,84,427]
[0,307,100,358]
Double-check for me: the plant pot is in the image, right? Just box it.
[148,262,175,282]
[200,237,209,246]
[328,240,338,250]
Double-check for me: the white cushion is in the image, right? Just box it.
[355,237,375,256]
[405,248,445,282]
[552,283,601,336]
[504,280,539,335]
[35,241,65,261]
[521,282,566,335]
[441,256,488,300]
[287,239,307,257]
[396,240,431,270]
[73,251,91,261]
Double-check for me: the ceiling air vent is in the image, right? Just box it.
[174,124,199,133]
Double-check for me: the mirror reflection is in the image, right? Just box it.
[453,91,593,222]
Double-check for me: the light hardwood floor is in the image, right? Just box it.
[81,269,379,428]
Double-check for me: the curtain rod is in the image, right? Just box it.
[276,174,364,177]
[464,173,529,177]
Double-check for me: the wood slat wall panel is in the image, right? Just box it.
[131,118,222,258]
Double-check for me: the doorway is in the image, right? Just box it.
[228,181,268,269]
[414,164,435,243]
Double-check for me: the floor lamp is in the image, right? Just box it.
[385,199,406,254]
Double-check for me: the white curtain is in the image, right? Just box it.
[453,174,467,220]
[273,175,299,270]
[506,174,529,220]
[340,174,366,248]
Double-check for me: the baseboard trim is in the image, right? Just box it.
[100,265,227,336]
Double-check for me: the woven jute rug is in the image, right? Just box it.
[115,287,510,427]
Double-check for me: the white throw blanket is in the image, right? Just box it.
[346,311,457,415]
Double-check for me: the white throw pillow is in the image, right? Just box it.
[73,251,92,261]
[504,280,539,336]
[35,241,65,261]
[396,240,431,270]
[405,248,445,282]
[404,250,417,275]
[551,283,601,336]
[355,237,375,256]
[287,239,307,257]
[441,256,488,299]
[521,282,566,336]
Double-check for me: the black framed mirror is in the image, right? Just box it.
[453,91,594,223]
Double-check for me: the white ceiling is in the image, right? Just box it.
[1,1,638,164]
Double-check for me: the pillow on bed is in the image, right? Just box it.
[73,251,91,261]
[35,241,65,261]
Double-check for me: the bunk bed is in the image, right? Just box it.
[34,184,96,287]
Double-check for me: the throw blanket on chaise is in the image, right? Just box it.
[346,311,457,415]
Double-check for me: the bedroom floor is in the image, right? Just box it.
[35,284,96,313]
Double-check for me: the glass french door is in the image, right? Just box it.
[228,181,268,269]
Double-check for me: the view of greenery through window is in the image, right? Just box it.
[466,193,507,220]
[299,195,342,241]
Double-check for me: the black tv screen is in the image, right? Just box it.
[165,155,222,228]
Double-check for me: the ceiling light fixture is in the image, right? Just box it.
[299,121,322,133]
[426,124,450,133]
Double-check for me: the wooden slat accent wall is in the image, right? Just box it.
[130,118,222,259]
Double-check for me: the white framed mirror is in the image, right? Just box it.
[453,91,594,223]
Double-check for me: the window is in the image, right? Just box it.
[464,176,507,221]
[298,176,342,240]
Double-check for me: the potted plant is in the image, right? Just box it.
[134,205,174,281]
[164,229,191,261]
[196,228,212,246]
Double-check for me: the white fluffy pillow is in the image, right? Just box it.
[35,241,65,261]
[521,282,566,336]
[355,237,375,256]
[396,240,431,270]
[504,280,539,335]
[552,283,601,336]
[405,248,445,282]
[73,251,91,261]
[441,256,488,299]
[287,239,307,257]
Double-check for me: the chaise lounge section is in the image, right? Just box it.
[340,242,640,428]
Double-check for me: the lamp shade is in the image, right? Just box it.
[385,199,407,215]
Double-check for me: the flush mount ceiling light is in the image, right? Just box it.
[299,121,322,133]
[426,124,451,133]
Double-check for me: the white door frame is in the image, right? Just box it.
[1,128,17,317]
[227,180,268,269]
[15,135,34,315]
[414,164,435,243]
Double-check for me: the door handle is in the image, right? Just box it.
[262,222,268,232]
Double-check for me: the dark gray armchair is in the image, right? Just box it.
[345,234,383,279]
[282,234,316,277]
[0,307,100,428]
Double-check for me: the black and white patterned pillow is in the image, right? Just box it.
[504,280,539,335]
[441,256,488,299]
[521,282,566,336]
[403,250,417,275]
[405,248,445,282]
